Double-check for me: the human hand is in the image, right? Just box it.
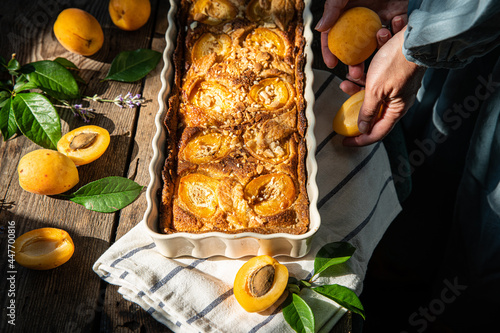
[342,27,426,146]
[315,0,408,69]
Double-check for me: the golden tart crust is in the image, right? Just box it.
[160,0,309,235]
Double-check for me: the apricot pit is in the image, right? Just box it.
[234,255,288,312]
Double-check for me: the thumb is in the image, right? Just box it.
[358,91,382,134]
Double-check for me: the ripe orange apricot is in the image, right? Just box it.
[13,228,75,270]
[327,7,382,65]
[234,255,288,313]
[53,8,104,56]
[57,125,110,166]
[109,0,151,31]
[18,149,79,195]
[333,90,384,137]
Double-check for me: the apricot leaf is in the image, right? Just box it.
[0,97,19,140]
[283,293,315,333]
[313,284,365,319]
[313,242,356,278]
[68,176,143,213]
[12,92,61,149]
[104,49,161,82]
[25,60,80,99]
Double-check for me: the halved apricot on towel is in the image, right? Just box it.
[178,173,219,218]
[234,255,288,312]
[57,125,110,166]
[192,32,232,62]
[13,228,75,270]
[191,0,237,25]
[327,7,382,65]
[244,173,296,216]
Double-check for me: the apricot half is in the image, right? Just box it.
[333,90,383,137]
[249,78,290,110]
[192,32,232,62]
[327,7,382,65]
[13,228,75,270]
[191,0,237,25]
[57,125,110,166]
[18,149,79,195]
[178,173,219,218]
[244,173,296,216]
[109,0,151,31]
[234,255,288,313]
[182,131,231,164]
[53,8,104,56]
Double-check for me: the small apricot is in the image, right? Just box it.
[13,228,75,270]
[234,255,288,313]
[57,125,110,166]
[109,0,151,31]
[18,149,79,195]
[327,7,382,65]
[53,8,104,56]
[333,90,383,137]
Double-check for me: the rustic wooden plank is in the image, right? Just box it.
[99,0,174,331]
[0,0,156,332]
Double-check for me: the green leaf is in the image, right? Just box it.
[7,58,21,71]
[283,293,315,333]
[53,57,86,84]
[12,93,61,149]
[68,177,144,213]
[313,242,356,278]
[53,57,78,69]
[104,49,161,82]
[25,60,80,99]
[313,284,365,319]
[0,98,19,140]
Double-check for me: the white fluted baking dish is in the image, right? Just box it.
[143,0,319,258]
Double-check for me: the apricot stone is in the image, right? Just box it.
[109,0,151,31]
[18,149,79,195]
[327,7,382,65]
[13,228,75,270]
[234,255,288,312]
[53,8,104,56]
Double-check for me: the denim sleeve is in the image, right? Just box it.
[403,0,500,69]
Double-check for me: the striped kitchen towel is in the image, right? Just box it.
[93,69,402,332]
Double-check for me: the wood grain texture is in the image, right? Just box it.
[0,0,352,332]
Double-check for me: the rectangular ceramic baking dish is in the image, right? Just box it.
[143,0,320,258]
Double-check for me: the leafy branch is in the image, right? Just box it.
[283,242,365,333]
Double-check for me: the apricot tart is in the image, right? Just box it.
[159,0,309,235]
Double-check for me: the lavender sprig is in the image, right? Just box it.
[86,92,145,109]
[57,100,96,122]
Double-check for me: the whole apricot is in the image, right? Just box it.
[18,149,79,195]
[13,228,75,270]
[234,255,288,313]
[57,125,110,166]
[327,7,382,65]
[53,8,104,56]
[109,0,151,31]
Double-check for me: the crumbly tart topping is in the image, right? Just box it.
[160,0,309,234]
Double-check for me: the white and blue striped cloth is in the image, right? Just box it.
[93,70,402,333]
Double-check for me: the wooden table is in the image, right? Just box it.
[0,1,352,332]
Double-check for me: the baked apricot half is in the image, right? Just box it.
[244,173,296,216]
[191,0,237,25]
[234,255,288,312]
[57,125,110,166]
[13,228,75,270]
